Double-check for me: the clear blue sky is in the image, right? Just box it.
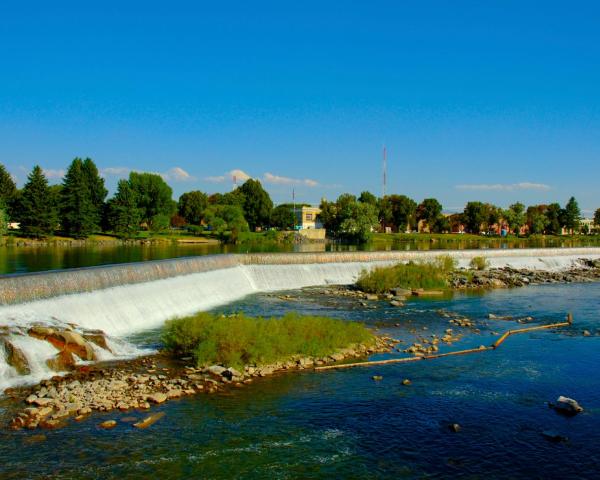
[1,1,599,214]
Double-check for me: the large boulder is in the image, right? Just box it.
[29,327,96,361]
[46,351,77,372]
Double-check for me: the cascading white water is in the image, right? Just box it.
[1,249,599,391]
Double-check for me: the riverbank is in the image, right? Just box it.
[5,333,398,431]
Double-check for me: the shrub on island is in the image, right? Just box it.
[162,312,374,369]
[356,255,456,294]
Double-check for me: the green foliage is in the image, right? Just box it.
[237,179,273,230]
[178,190,208,225]
[469,256,490,270]
[271,204,296,230]
[379,194,417,232]
[594,208,600,231]
[462,202,500,234]
[319,194,379,243]
[204,204,249,241]
[358,191,378,206]
[128,172,175,229]
[503,202,526,234]
[416,198,443,232]
[0,163,16,208]
[545,203,562,235]
[81,158,107,219]
[356,256,456,293]
[107,179,142,237]
[162,312,374,369]
[17,166,58,237]
[0,205,7,237]
[60,158,99,237]
[526,205,549,234]
[563,196,581,233]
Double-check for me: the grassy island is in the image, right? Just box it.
[162,312,375,369]
[356,256,456,293]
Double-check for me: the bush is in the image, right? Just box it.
[162,312,374,369]
[356,256,456,293]
[469,256,490,270]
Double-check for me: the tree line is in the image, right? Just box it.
[0,160,597,242]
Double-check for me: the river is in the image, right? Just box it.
[1,282,598,479]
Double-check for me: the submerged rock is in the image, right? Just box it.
[542,430,569,443]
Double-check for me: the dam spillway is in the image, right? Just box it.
[1,247,600,391]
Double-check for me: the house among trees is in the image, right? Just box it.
[293,206,322,230]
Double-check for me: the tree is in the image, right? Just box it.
[17,166,58,237]
[563,197,581,234]
[178,190,208,225]
[545,203,562,235]
[0,202,7,237]
[0,164,16,206]
[358,191,378,206]
[379,195,417,232]
[318,194,379,242]
[107,179,142,237]
[204,204,249,242]
[60,158,98,237]
[271,204,296,230]
[503,202,526,235]
[416,198,443,232]
[462,202,487,234]
[526,205,549,234]
[81,158,107,223]
[128,172,175,230]
[237,179,273,230]
[594,208,600,233]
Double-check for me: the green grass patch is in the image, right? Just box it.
[162,312,374,369]
[356,256,457,293]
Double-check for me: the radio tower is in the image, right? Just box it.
[382,146,387,198]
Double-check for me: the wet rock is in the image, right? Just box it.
[46,350,77,371]
[553,396,583,415]
[133,412,165,429]
[99,420,117,429]
[542,430,568,443]
[449,423,461,433]
[372,375,383,381]
[1,337,31,375]
[583,330,591,337]
[402,379,411,386]
[146,392,168,404]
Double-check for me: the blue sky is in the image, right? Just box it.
[0,1,599,214]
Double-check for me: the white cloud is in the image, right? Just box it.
[161,167,195,182]
[43,168,66,179]
[101,166,195,182]
[204,169,252,184]
[263,172,319,187]
[455,182,550,191]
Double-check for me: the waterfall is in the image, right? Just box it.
[1,248,599,391]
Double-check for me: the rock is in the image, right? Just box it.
[82,331,112,353]
[32,398,54,407]
[449,423,461,433]
[365,294,379,301]
[583,330,592,337]
[205,365,227,376]
[133,412,165,429]
[226,367,242,378]
[146,392,168,404]
[412,289,444,296]
[1,337,31,375]
[389,300,404,307]
[402,379,411,386]
[553,396,583,415]
[99,420,117,429]
[542,430,568,442]
[46,350,77,371]
[372,375,383,381]
[167,389,183,399]
[329,353,345,362]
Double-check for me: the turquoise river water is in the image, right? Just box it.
[1,282,598,479]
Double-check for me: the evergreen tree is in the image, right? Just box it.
[61,158,98,237]
[81,158,107,224]
[108,179,142,237]
[0,163,16,205]
[17,166,58,237]
[563,197,581,233]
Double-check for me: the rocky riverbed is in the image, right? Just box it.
[4,334,398,431]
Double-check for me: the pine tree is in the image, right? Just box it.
[108,179,141,237]
[61,158,97,237]
[81,158,107,226]
[18,166,58,237]
[563,197,581,234]
[0,163,16,204]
